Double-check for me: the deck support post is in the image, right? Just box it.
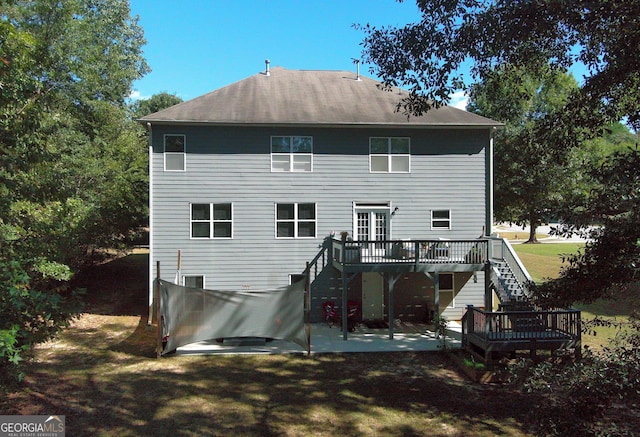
[484,261,492,311]
[341,233,349,341]
[387,274,401,340]
[433,272,440,327]
[342,271,349,341]
[155,261,162,359]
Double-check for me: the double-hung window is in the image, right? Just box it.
[191,203,233,238]
[431,210,451,230]
[370,137,410,173]
[276,203,316,238]
[271,136,313,172]
[164,134,186,171]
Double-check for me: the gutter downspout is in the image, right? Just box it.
[486,128,495,237]
[147,122,155,323]
[485,128,495,311]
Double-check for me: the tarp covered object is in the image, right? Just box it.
[158,279,308,354]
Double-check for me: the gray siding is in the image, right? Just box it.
[150,125,490,321]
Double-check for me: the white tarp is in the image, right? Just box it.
[158,279,308,354]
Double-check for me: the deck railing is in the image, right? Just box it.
[462,306,582,343]
[488,237,533,298]
[332,238,488,266]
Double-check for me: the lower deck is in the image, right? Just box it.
[462,306,582,360]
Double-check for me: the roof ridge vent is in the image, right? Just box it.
[265,59,271,77]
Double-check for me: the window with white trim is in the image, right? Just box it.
[276,203,316,238]
[164,134,186,171]
[438,273,455,308]
[289,274,306,285]
[431,209,451,230]
[191,203,233,238]
[271,136,313,172]
[183,275,204,289]
[369,137,410,173]
[182,275,205,312]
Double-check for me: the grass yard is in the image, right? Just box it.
[1,252,537,437]
[512,242,584,283]
[513,242,635,350]
[2,243,634,435]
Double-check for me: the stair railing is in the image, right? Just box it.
[302,237,331,281]
[487,236,533,300]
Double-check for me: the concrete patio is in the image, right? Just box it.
[174,322,463,356]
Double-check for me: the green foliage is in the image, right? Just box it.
[0,325,27,384]
[0,260,83,385]
[508,316,640,436]
[359,0,640,131]
[462,355,486,371]
[536,148,640,307]
[131,92,183,118]
[469,66,584,241]
[0,0,148,383]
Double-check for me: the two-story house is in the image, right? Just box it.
[141,63,511,333]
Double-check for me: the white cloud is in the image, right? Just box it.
[449,91,469,111]
[128,90,150,101]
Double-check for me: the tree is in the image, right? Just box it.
[131,92,183,118]
[468,66,583,242]
[359,0,640,294]
[359,0,640,132]
[535,147,640,307]
[0,0,149,383]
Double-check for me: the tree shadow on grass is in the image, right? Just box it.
[7,250,537,435]
[17,350,536,436]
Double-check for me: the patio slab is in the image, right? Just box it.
[174,322,462,356]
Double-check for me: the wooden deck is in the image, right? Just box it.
[331,238,489,273]
[462,306,582,361]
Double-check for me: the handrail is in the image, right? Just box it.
[463,305,582,341]
[302,237,331,281]
[487,236,533,298]
[332,238,488,266]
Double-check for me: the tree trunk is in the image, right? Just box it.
[526,213,539,244]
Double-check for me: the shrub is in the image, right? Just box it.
[508,316,640,436]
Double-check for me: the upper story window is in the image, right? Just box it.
[191,203,233,239]
[271,136,313,172]
[276,203,316,238]
[431,209,451,230]
[370,137,410,173]
[164,134,186,171]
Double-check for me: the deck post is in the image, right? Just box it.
[305,262,311,356]
[387,274,401,340]
[341,233,349,340]
[484,261,492,310]
[433,272,440,337]
[155,261,162,359]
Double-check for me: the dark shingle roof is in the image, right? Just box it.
[139,67,501,127]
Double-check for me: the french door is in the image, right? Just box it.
[356,210,389,243]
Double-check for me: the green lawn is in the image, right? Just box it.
[513,242,583,283]
[513,242,634,349]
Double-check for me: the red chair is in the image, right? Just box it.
[322,300,360,330]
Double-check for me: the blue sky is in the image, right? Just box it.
[128,0,479,108]
[129,1,590,111]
